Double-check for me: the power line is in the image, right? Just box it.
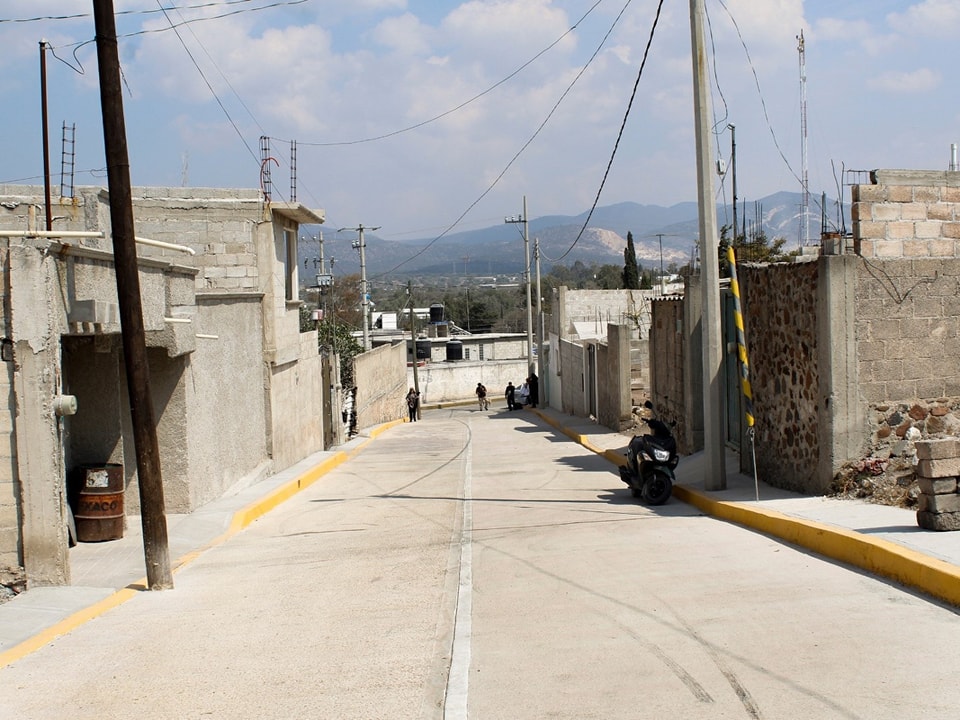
[153,1,262,177]
[551,0,666,263]
[0,0,294,24]
[369,0,636,279]
[286,0,607,148]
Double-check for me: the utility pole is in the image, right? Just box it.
[505,196,534,377]
[93,0,173,588]
[729,124,737,244]
[690,0,726,490]
[535,237,543,398]
[341,224,378,351]
[39,40,53,231]
[655,233,666,296]
[798,30,810,247]
[407,280,420,418]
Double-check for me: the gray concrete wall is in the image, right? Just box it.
[354,342,408,429]
[408,358,528,406]
[0,185,328,587]
[187,295,269,506]
[596,324,632,431]
[649,297,693,453]
[558,338,588,418]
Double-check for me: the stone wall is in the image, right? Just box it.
[739,261,822,492]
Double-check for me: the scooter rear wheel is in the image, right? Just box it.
[642,472,673,505]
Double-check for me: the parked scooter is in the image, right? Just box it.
[619,401,678,505]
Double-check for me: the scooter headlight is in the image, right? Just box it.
[652,448,671,462]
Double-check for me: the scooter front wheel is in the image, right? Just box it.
[642,471,673,505]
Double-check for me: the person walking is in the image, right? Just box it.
[476,382,489,410]
[405,388,420,422]
[505,381,517,410]
[528,372,539,408]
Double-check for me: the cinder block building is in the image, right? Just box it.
[0,185,332,588]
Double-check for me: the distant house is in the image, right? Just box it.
[0,185,333,588]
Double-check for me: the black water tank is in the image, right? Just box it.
[445,340,463,361]
[416,339,431,360]
[429,304,445,323]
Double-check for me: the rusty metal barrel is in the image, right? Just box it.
[72,464,124,542]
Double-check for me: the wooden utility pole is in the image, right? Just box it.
[93,0,173,589]
[690,0,726,490]
[38,41,53,231]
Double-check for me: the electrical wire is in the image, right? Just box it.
[714,0,827,223]
[284,0,607,148]
[153,1,263,176]
[550,0,665,264]
[0,0,293,24]
[369,0,636,280]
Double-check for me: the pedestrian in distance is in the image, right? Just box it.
[406,387,420,422]
[476,382,489,410]
[505,381,517,410]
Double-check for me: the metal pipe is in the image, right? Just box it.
[0,229,196,255]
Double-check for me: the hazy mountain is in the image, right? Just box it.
[302,191,850,279]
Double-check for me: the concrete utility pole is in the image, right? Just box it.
[93,0,173,588]
[407,280,420,418]
[505,196,534,378]
[729,124,738,243]
[689,0,726,490]
[535,237,543,399]
[341,224,378,351]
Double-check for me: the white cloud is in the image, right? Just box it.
[371,13,432,55]
[867,67,941,94]
[888,0,960,36]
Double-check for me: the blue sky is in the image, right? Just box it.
[1,0,957,241]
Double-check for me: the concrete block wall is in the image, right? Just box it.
[852,170,960,259]
[128,187,264,293]
[855,258,960,403]
[915,439,960,531]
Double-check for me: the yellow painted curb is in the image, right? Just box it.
[535,412,960,608]
[673,484,960,608]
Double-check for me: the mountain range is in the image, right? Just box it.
[300,190,850,279]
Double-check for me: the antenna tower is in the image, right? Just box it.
[798,30,810,247]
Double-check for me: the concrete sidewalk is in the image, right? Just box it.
[534,405,960,609]
[4,403,960,668]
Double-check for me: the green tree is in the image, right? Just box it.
[622,231,640,289]
[300,305,363,388]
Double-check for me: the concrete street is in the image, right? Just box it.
[2,404,960,719]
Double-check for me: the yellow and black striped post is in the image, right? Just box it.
[726,246,759,499]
